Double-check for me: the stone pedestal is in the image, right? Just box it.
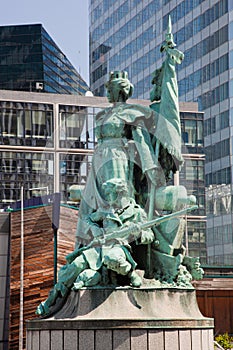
[26,288,214,350]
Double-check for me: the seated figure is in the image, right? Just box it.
[36,178,154,317]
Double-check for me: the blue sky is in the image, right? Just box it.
[0,0,89,83]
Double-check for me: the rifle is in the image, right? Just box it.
[66,205,198,264]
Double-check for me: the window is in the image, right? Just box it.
[0,151,54,206]
[183,120,197,146]
[1,110,17,137]
[220,111,229,129]
[32,159,47,173]
[0,101,53,146]
[188,221,206,245]
[32,111,46,138]
[199,82,229,109]
[59,105,96,149]
[59,153,93,202]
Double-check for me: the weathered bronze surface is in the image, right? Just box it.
[36,17,203,318]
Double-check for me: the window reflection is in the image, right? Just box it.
[59,153,93,203]
[0,101,53,146]
[206,184,232,217]
[0,151,54,204]
[59,105,96,149]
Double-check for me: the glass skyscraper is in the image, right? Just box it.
[0,24,89,94]
[89,0,232,265]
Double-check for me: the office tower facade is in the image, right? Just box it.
[89,0,230,264]
[0,90,99,209]
[0,24,89,94]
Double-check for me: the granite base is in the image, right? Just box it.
[26,288,214,350]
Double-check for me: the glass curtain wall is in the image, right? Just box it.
[58,105,99,202]
[0,151,54,206]
[179,111,206,263]
[0,101,99,208]
[0,101,53,147]
[0,24,89,94]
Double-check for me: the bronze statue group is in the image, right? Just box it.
[36,18,203,318]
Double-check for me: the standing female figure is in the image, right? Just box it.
[76,71,164,245]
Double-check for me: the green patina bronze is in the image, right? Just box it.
[36,16,203,318]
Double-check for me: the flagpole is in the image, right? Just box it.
[147,140,160,278]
